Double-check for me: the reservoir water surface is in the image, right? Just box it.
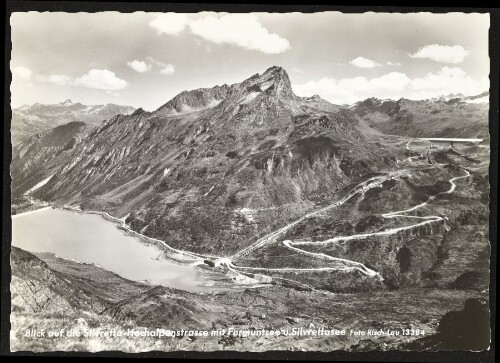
[12,207,209,292]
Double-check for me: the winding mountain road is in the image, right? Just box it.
[225,146,471,282]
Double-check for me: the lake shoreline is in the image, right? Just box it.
[11,199,271,293]
[11,206,224,292]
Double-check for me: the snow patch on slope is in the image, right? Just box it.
[25,174,54,194]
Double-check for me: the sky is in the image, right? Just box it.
[10,11,490,111]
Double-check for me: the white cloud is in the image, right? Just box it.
[37,74,72,85]
[36,71,125,90]
[189,14,290,54]
[349,57,381,68]
[147,57,176,75]
[127,60,151,73]
[12,66,32,80]
[294,72,410,105]
[408,66,485,98]
[293,67,486,105]
[409,44,470,64]
[149,13,189,35]
[74,69,127,91]
[149,13,290,54]
[17,68,129,93]
[159,64,175,75]
[387,61,401,66]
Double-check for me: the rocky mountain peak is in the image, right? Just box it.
[131,107,151,118]
[262,65,287,77]
[249,65,294,99]
[154,66,296,117]
[154,84,230,117]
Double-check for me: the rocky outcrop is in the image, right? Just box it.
[11,247,108,314]
[403,298,490,351]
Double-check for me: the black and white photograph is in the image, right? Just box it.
[5,5,494,355]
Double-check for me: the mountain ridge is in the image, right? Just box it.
[11,100,136,145]
[13,66,386,257]
[351,93,489,139]
[152,66,335,118]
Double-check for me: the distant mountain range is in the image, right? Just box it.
[11,100,135,145]
[351,92,489,139]
[12,90,488,148]
[430,91,489,103]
